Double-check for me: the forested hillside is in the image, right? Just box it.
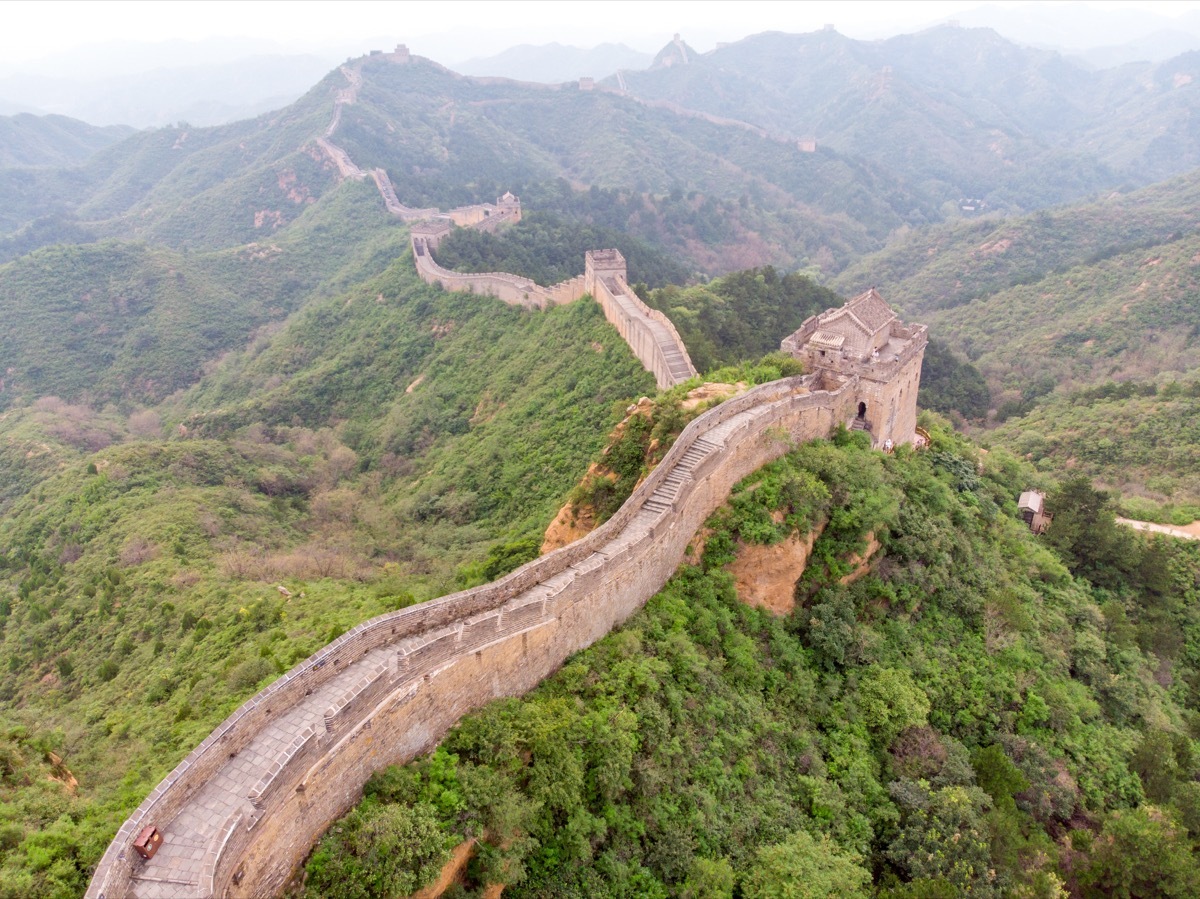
[0,114,132,169]
[0,180,406,409]
[614,26,1200,213]
[835,169,1200,506]
[1,25,1200,899]
[311,421,1200,899]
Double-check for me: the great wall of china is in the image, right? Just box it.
[317,57,698,389]
[87,53,924,899]
[87,371,889,899]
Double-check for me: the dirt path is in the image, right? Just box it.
[1116,518,1200,541]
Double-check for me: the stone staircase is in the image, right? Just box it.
[118,404,763,899]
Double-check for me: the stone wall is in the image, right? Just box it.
[410,236,586,310]
[86,374,862,899]
[585,249,698,389]
[411,237,549,309]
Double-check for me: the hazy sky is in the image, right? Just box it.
[5,0,1200,69]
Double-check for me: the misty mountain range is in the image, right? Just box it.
[4,3,1200,129]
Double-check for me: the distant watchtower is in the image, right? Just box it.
[496,191,521,221]
[584,248,626,295]
[781,288,927,446]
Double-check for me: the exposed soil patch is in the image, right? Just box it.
[840,532,882,585]
[1117,517,1200,541]
[408,838,475,899]
[728,522,822,615]
[682,381,745,410]
[542,474,603,553]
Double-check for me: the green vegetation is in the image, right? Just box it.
[332,56,932,274]
[0,180,406,410]
[918,337,991,421]
[837,170,1200,315]
[309,419,1200,898]
[834,168,1200,508]
[0,114,132,170]
[0,248,655,894]
[432,210,689,288]
[641,267,839,373]
[3,33,1200,899]
[986,377,1200,514]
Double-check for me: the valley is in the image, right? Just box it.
[0,20,1199,899]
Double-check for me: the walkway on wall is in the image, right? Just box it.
[91,373,843,899]
[604,278,697,386]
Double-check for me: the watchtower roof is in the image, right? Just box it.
[843,288,897,335]
[810,329,845,350]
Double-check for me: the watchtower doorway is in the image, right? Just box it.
[857,401,867,419]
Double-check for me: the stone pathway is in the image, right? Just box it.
[121,398,780,897]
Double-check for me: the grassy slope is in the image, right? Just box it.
[833,169,1200,317]
[0,259,654,896]
[0,114,133,169]
[0,179,406,411]
[918,232,1200,394]
[985,378,1200,514]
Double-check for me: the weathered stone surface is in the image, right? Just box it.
[89,373,905,899]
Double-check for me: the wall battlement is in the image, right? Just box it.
[87,373,870,899]
[586,249,698,389]
[85,63,926,899]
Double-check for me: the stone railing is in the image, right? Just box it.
[86,373,863,899]
[411,237,586,310]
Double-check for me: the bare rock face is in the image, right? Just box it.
[728,523,821,616]
[541,486,601,554]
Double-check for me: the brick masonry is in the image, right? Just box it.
[86,373,889,899]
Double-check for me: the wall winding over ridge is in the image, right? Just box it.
[87,374,860,899]
[410,236,586,311]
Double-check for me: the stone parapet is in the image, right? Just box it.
[87,373,861,899]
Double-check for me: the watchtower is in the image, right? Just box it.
[781,288,927,446]
[584,248,627,296]
[496,191,521,221]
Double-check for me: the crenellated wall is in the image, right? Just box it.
[86,374,863,899]
[410,237,586,310]
[586,249,698,389]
